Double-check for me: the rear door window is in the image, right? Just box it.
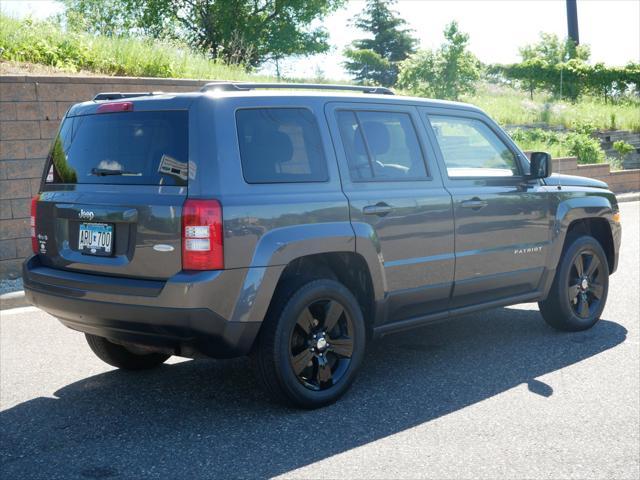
[46,110,188,186]
[236,108,328,183]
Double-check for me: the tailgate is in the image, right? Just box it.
[35,107,189,280]
[36,186,185,280]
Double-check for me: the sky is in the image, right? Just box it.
[2,0,639,80]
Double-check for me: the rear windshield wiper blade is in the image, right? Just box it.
[90,168,141,176]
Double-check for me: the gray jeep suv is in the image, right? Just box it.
[23,82,621,408]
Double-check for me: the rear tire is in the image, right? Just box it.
[85,334,170,370]
[254,278,366,409]
[539,235,609,332]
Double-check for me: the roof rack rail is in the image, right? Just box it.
[93,92,162,101]
[199,82,394,95]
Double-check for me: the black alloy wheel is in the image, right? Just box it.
[289,298,354,391]
[539,235,609,332]
[254,278,366,408]
[567,248,605,319]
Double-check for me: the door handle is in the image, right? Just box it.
[461,199,488,210]
[363,203,393,216]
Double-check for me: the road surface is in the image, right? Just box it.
[1,202,638,479]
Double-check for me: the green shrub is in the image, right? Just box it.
[613,140,635,157]
[508,127,606,164]
[565,132,605,164]
[611,140,636,170]
[573,121,597,135]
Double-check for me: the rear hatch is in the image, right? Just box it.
[35,100,190,280]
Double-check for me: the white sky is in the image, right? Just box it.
[2,0,639,80]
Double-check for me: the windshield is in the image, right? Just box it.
[46,110,189,186]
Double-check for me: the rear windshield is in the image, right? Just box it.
[46,110,188,186]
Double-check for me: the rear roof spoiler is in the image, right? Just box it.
[199,82,395,95]
[93,92,163,101]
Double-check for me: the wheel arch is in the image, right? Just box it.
[263,252,379,340]
[549,194,619,274]
[564,217,615,273]
[229,223,386,344]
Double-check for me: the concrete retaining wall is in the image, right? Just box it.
[553,157,640,193]
[594,131,640,170]
[1,74,639,279]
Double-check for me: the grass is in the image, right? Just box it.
[1,13,638,163]
[0,14,273,81]
[463,83,640,133]
[507,137,573,159]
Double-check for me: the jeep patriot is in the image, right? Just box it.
[23,83,621,408]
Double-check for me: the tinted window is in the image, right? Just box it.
[336,110,427,181]
[429,116,519,178]
[236,108,328,183]
[46,111,188,186]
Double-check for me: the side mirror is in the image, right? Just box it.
[529,151,552,179]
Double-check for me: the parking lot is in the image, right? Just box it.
[1,201,638,480]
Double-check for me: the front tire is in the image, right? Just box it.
[539,235,609,331]
[85,334,170,370]
[254,279,366,409]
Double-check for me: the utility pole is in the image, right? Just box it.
[566,0,579,45]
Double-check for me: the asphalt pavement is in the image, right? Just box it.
[1,202,638,479]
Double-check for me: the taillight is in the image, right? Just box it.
[30,195,39,254]
[96,101,133,113]
[182,199,223,270]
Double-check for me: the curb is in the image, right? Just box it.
[617,192,640,203]
[0,291,29,311]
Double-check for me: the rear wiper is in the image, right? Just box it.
[90,168,141,176]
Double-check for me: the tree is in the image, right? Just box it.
[62,0,343,68]
[519,32,590,66]
[493,32,592,100]
[343,0,416,86]
[397,21,480,100]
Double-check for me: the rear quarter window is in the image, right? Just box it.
[236,108,328,184]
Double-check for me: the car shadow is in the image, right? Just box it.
[0,307,628,479]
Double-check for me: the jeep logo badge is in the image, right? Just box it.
[78,209,95,220]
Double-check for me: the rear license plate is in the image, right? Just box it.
[79,223,113,256]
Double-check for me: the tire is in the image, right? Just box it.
[85,334,170,370]
[254,278,367,409]
[539,235,609,332]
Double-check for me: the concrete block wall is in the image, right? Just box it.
[552,157,640,193]
[594,131,640,170]
[0,75,211,279]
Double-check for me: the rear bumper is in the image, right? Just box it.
[22,256,261,358]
